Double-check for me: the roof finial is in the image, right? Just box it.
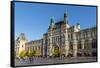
[64,9,68,24]
[50,16,55,29]
[51,16,54,23]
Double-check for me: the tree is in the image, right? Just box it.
[28,47,33,57]
[19,49,26,58]
[32,50,36,56]
[25,51,28,56]
[35,48,41,57]
[53,47,60,57]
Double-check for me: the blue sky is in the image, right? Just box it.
[15,2,97,41]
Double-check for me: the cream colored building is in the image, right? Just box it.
[25,39,43,56]
[15,33,28,57]
[15,12,97,58]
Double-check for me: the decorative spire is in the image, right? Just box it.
[50,16,54,23]
[50,16,55,29]
[64,10,67,18]
[64,9,68,24]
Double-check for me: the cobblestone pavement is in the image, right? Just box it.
[15,57,97,66]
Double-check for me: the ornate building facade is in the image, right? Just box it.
[15,12,97,58]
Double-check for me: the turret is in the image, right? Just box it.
[50,16,55,29]
[64,10,70,28]
[64,10,68,24]
[76,23,80,29]
[74,23,80,32]
[15,33,28,57]
[19,33,27,41]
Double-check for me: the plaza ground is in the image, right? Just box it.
[15,57,97,66]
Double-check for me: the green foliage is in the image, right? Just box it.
[32,50,36,56]
[53,47,60,57]
[18,47,41,58]
[25,51,28,56]
[35,48,41,57]
[19,50,26,58]
[28,47,33,57]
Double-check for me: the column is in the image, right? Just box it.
[73,33,77,57]
[49,33,53,57]
[43,38,45,57]
[64,29,69,56]
[88,38,92,56]
[81,39,84,56]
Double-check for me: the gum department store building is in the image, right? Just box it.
[15,12,97,57]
